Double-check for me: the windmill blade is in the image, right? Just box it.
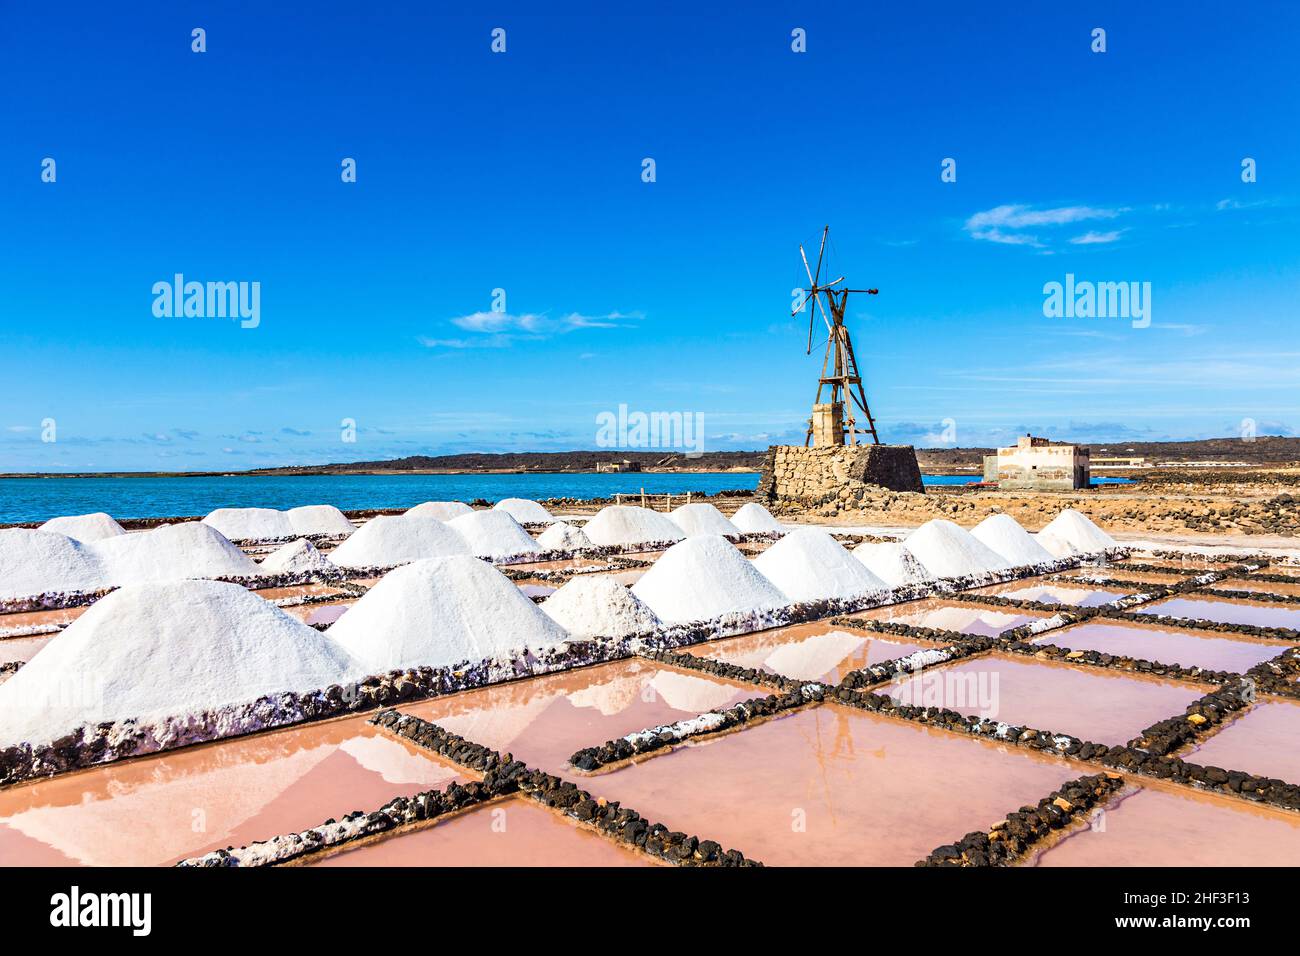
[813,290,834,335]
[800,243,816,288]
[805,295,817,353]
[824,276,845,287]
[814,226,828,287]
[791,289,814,317]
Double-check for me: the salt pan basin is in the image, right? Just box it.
[0,715,468,866]
[881,653,1204,746]
[969,580,1131,608]
[686,621,944,686]
[308,795,654,867]
[848,599,1050,638]
[1033,620,1285,674]
[1026,778,1300,867]
[574,704,1080,866]
[1134,596,1300,630]
[1178,698,1300,784]
[1208,578,1300,598]
[400,658,758,776]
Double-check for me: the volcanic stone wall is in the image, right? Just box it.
[755,443,924,506]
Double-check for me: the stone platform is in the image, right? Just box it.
[755,444,924,507]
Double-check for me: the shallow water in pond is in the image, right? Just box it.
[573,703,1079,866]
[0,714,468,867]
[1026,780,1300,866]
[1053,568,1188,587]
[972,581,1130,607]
[1207,577,1300,598]
[399,658,759,776]
[686,621,943,685]
[882,653,1204,745]
[1036,620,1285,674]
[1135,596,1300,630]
[0,606,88,637]
[306,795,655,867]
[0,634,53,663]
[848,599,1048,638]
[1178,698,1300,783]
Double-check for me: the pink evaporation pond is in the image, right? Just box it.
[1209,578,1300,598]
[575,704,1080,866]
[1055,568,1188,586]
[1179,699,1300,783]
[0,634,55,664]
[1034,620,1285,674]
[686,621,942,685]
[882,653,1204,745]
[851,599,1048,638]
[973,582,1130,608]
[1028,781,1300,866]
[0,715,469,867]
[254,583,351,603]
[308,796,655,867]
[1135,596,1300,630]
[0,606,88,637]
[400,658,760,776]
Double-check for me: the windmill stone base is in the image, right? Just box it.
[755,444,924,508]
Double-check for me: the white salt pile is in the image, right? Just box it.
[669,502,742,538]
[286,504,355,536]
[94,523,260,584]
[753,528,888,603]
[582,505,686,548]
[327,556,569,672]
[36,513,126,542]
[0,529,110,599]
[1037,508,1118,557]
[0,580,360,747]
[631,535,788,624]
[971,513,1055,567]
[260,538,335,574]
[905,519,1011,578]
[202,507,296,541]
[328,515,470,568]
[537,521,592,550]
[493,498,555,524]
[406,501,474,521]
[541,576,662,639]
[852,541,934,588]
[730,502,784,534]
[446,510,541,560]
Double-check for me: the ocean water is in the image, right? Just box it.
[0,472,1132,524]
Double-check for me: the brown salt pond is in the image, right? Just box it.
[0,633,54,664]
[1034,619,1286,674]
[0,605,89,638]
[970,580,1131,608]
[1026,778,1300,867]
[881,653,1204,745]
[399,658,761,776]
[306,795,656,867]
[1178,698,1300,783]
[1052,568,1188,587]
[574,703,1081,866]
[1207,577,1300,598]
[254,583,353,604]
[847,599,1049,638]
[1134,595,1300,630]
[280,599,356,625]
[685,621,944,685]
[0,714,469,867]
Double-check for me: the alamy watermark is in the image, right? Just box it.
[596,404,704,455]
[152,274,260,329]
[1043,273,1150,329]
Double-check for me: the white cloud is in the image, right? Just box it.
[423,309,641,349]
[965,204,1126,249]
[1068,229,1125,245]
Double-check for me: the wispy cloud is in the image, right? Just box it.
[1068,229,1125,245]
[423,310,641,350]
[965,204,1126,249]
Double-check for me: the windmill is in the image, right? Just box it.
[792,225,881,447]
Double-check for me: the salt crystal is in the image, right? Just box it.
[493,498,555,524]
[537,522,592,550]
[447,510,542,560]
[37,512,126,542]
[852,541,933,588]
[904,519,1011,578]
[582,505,686,548]
[1036,509,1118,557]
[631,535,787,624]
[753,528,888,602]
[541,575,661,639]
[730,502,784,534]
[260,538,335,573]
[970,513,1055,567]
[328,515,470,568]
[669,502,742,538]
[406,501,473,521]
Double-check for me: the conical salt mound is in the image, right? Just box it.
[753,528,887,602]
[730,502,784,534]
[0,580,361,748]
[37,512,126,542]
[326,556,570,672]
[541,576,661,639]
[537,522,592,550]
[904,519,1011,578]
[582,505,685,548]
[631,535,787,624]
[287,505,355,536]
[202,507,295,540]
[328,515,470,568]
[260,538,335,573]
[669,502,742,538]
[447,510,541,560]
[406,501,473,521]
[94,523,260,584]
[1036,509,1118,557]
[971,513,1055,567]
[0,529,110,599]
[493,498,555,524]
[853,541,933,588]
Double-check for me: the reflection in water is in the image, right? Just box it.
[1035,620,1285,674]
[1135,596,1300,630]
[1179,698,1300,784]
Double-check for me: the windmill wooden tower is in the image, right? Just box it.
[792,225,880,447]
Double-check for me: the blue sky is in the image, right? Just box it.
[2,1,1298,472]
